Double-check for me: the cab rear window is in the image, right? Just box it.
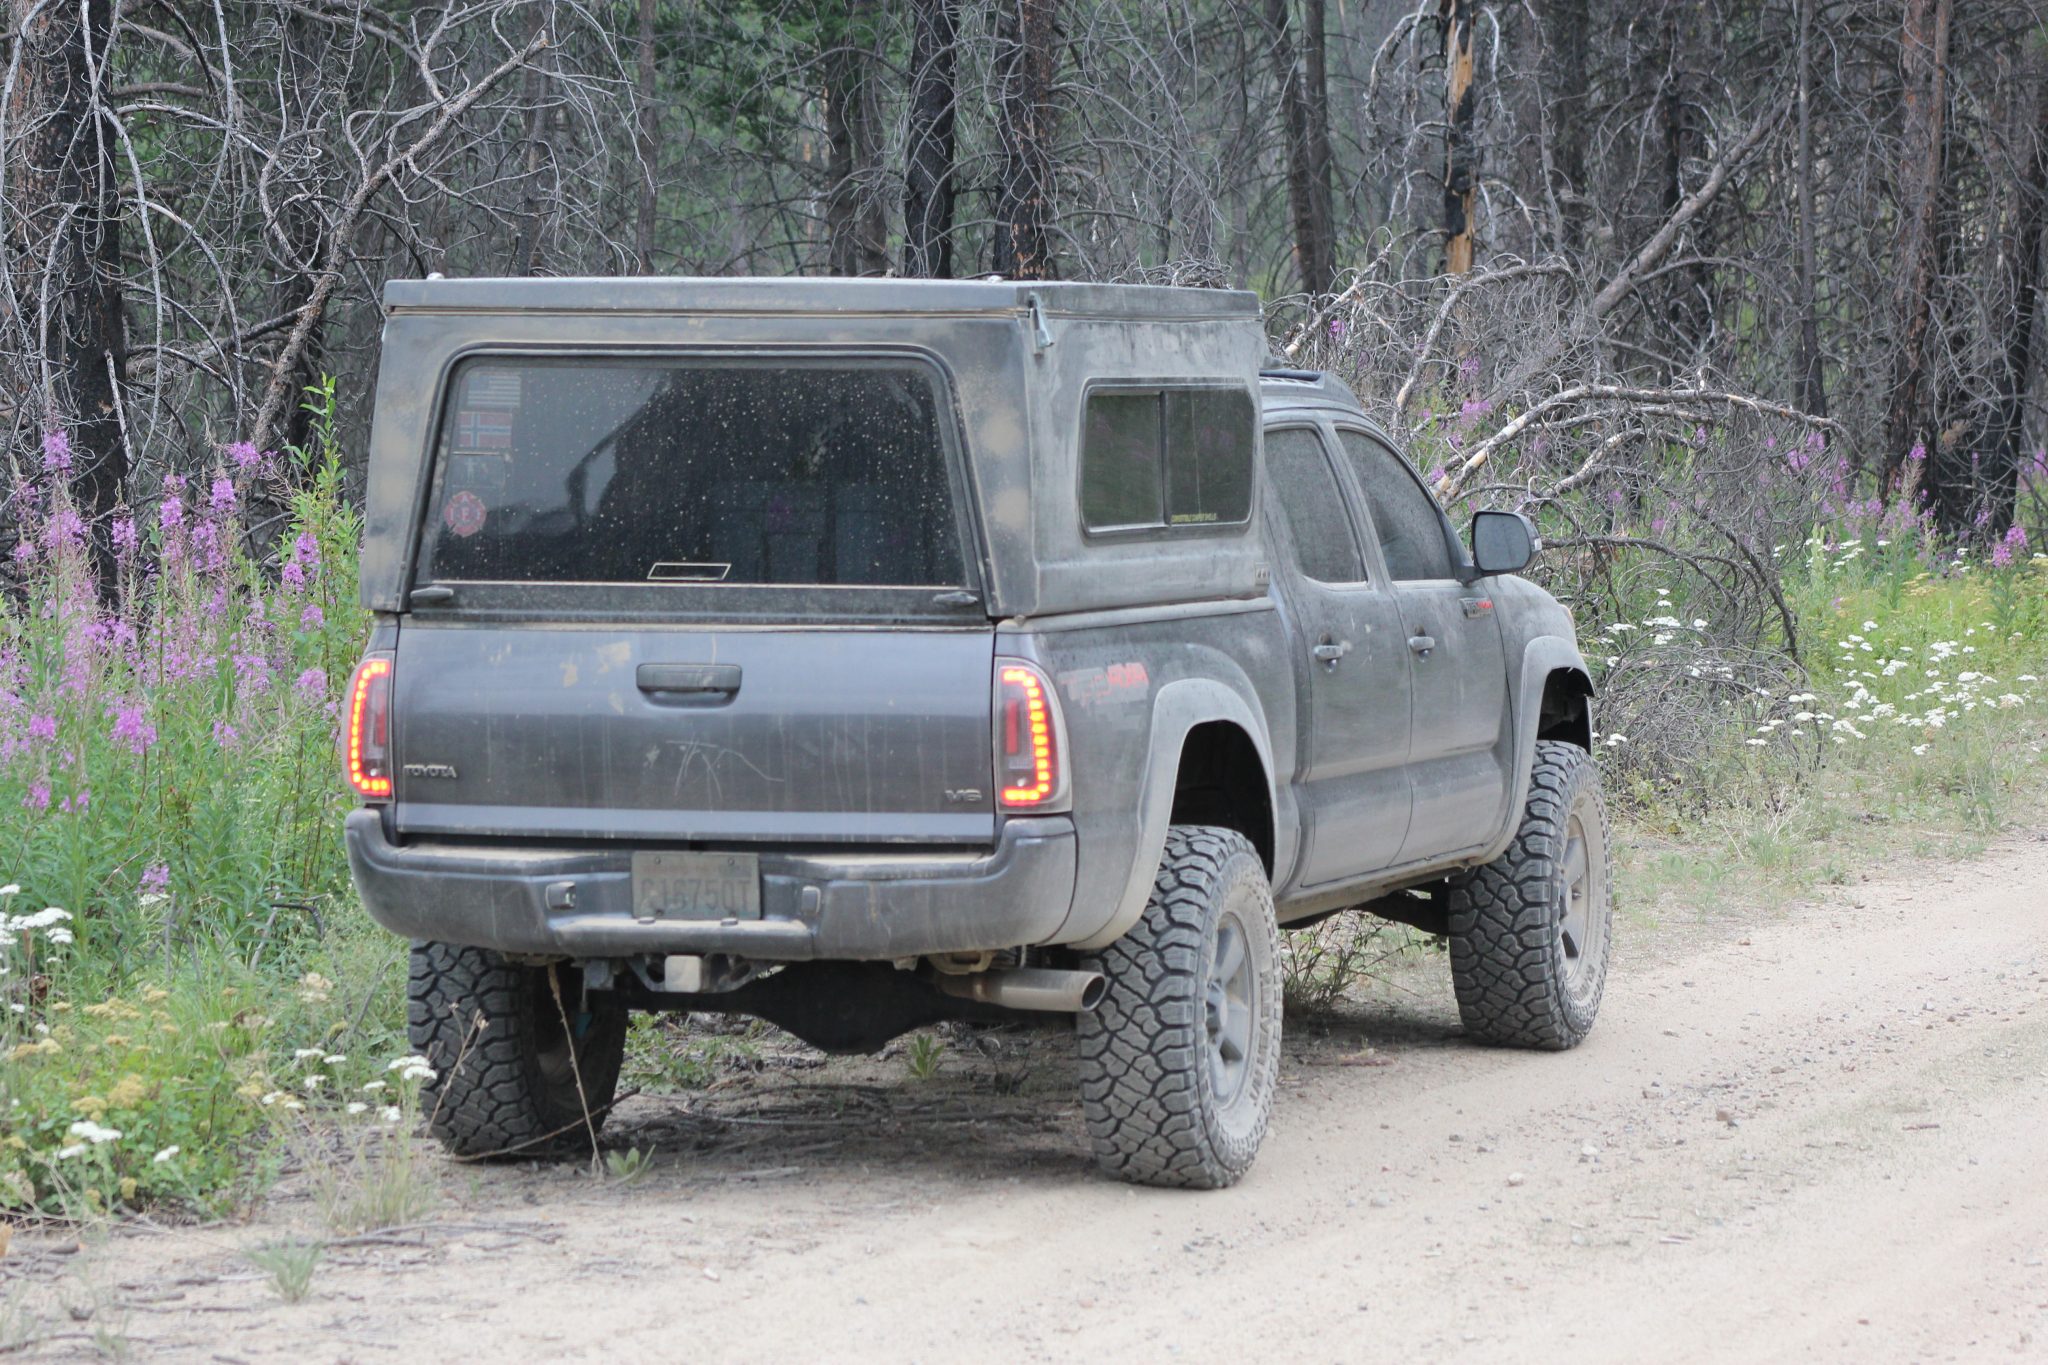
[416,357,966,587]
[1079,386,1255,533]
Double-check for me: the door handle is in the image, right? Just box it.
[1311,639,1352,665]
[636,663,742,702]
[1407,634,1437,659]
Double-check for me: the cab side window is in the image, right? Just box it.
[1264,427,1365,584]
[1336,430,1456,581]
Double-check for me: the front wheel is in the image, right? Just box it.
[1446,740,1613,1049]
[407,942,628,1158]
[1077,826,1282,1189]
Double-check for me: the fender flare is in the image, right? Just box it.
[1069,677,1284,950]
[1478,635,1595,863]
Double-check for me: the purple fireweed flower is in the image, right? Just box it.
[292,531,320,569]
[111,701,157,755]
[299,604,325,632]
[110,517,139,558]
[41,430,71,473]
[294,666,326,702]
[1651,517,1669,534]
[209,477,236,513]
[1328,318,1347,339]
[27,713,56,743]
[1458,355,1481,381]
[211,719,241,750]
[11,541,36,567]
[1907,442,1928,463]
[281,560,306,591]
[44,507,86,550]
[225,441,262,471]
[23,782,50,811]
[160,496,185,531]
[141,863,170,894]
[59,788,89,815]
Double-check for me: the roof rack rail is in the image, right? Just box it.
[1259,366,1324,382]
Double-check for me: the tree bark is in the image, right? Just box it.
[823,0,888,277]
[1544,0,1590,252]
[509,4,557,276]
[992,0,1059,280]
[8,0,127,527]
[902,0,959,278]
[1439,0,1477,274]
[635,0,659,273]
[1795,0,1827,416]
[1266,0,1335,293]
[1983,57,2048,538]
[1882,0,1954,497]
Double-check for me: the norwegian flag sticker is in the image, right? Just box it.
[451,408,513,452]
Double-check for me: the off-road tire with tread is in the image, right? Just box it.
[1446,740,1612,1050]
[407,941,628,1158]
[1077,825,1282,1189]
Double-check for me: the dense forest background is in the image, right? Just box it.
[2,0,2044,561]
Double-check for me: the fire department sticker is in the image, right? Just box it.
[444,490,488,538]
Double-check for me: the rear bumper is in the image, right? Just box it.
[344,809,1077,961]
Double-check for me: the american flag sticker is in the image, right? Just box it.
[452,409,513,452]
[463,370,523,408]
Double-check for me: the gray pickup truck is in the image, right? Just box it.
[344,277,1608,1188]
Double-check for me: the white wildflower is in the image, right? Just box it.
[345,1102,368,1116]
[380,1106,403,1124]
[152,1146,179,1164]
[66,1120,122,1145]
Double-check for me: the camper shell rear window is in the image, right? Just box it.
[414,354,968,591]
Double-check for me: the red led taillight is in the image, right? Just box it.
[343,654,394,801]
[995,661,1066,811]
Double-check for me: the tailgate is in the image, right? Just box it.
[391,624,996,844]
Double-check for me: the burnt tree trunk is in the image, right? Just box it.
[1882,0,1954,498]
[992,0,1059,280]
[902,0,959,278]
[823,0,888,277]
[1439,0,1478,274]
[1544,0,1591,252]
[509,4,558,275]
[8,0,127,527]
[1795,0,1827,416]
[635,0,659,273]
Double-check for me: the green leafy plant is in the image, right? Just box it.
[904,1032,944,1081]
[244,1239,322,1304]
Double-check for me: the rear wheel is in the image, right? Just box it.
[407,942,628,1158]
[1446,740,1612,1049]
[1077,826,1281,1188]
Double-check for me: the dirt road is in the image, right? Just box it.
[8,830,2048,1363]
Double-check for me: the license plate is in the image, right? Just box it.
[631,852,761,921]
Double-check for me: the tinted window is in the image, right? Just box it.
[417,358,964,587]
[1264,428,1364,583]
[1080,393,1163,528]
[1080,387,1254,532]
[1166,389,1256,526]
[1336,430,1455,581]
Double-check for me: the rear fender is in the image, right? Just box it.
[1068,678,1282,950]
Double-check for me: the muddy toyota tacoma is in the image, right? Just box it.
[343,277,1608,1188]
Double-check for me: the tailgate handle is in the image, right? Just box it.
[636,663,742,701]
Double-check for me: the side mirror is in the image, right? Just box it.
[1470,510,1539,576]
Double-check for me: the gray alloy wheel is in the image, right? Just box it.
[1445,741,1613,1049]
[1077,825,1282,1189]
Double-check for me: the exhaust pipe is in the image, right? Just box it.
[936,967,1107,1014]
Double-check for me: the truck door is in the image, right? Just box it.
[1330,426,1512,864]
[1262,425,1414,888]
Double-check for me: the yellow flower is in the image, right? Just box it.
[72,1095,107,1119]
[118,1177,136,1203]
[101,1035,130,1049]
[48,1001,71,1014]
[141,988,169,1004]
[106,1074,147,1109]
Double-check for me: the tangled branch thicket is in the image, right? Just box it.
[0,0,2041,788]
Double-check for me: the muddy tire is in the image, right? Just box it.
[407,941,628,1158]
[1447,740,1612,1050]
[1077,826,1282,1189]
